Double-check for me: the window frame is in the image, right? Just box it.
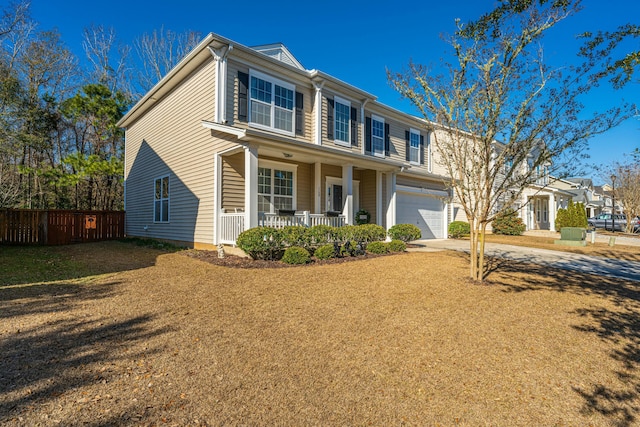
[153,175,170,223]
[257,160,298,214]
[248,69,296,136]
[409,128,420,165]
[371,114,385,158]
[334,95,351,147]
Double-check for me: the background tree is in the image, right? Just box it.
[389,0,633,282]
[611,160,640,233]
[133,26,201,95]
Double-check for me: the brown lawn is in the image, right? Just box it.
[1,241,639,426]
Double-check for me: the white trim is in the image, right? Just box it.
[258,159,298,213]
[214,152,222,244]
[371,114,385,158]
[333,95,351,146]
[325,175,359,220]
[409,127,420,165]
[313,82,324,145]
[397,185,448,198]
[360,100,368,155]
[202,121,247,138]
[248,69,296,137]
[427,131,433,173]
[153,175,170,223]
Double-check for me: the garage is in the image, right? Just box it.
[396,188,446,239]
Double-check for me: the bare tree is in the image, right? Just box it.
[611,160,640,233]
[82,24,132,98]
[389,0,633,281]
[133,26,201,95]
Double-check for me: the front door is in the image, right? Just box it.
[326,177,359,214]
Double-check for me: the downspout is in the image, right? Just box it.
[313,81,325,145]
[360,99,369,155]
[208,44,233,124]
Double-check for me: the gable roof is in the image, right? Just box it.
[251,43,305,70]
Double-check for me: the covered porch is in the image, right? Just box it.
[211,132,407,245]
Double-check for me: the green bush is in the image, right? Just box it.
[367,241,388,254]
[387,239,406,252]
[335,224,386,245]
[448,221,470,239]
[314,243,337,260]
[236,227,284,260]
[388,223,421,242]
[308,224,337,246]
[355,209,371,225]
[491,208,525,235]
[555,200,588,230]
[282,246,311,265]
[281,226,311,251]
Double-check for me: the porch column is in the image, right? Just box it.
[244,144,258,229]
[342,164,354,225]
[385,172,396,234]
[214,152,222,244]
[549,192,556,232]
[376,171,383,225]
[314,161,322,213]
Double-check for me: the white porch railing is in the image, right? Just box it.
[218,211,346,244]
[219,213,245,244]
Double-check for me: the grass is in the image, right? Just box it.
[1,241,639,426]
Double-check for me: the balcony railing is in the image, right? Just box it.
[218,210,346,244]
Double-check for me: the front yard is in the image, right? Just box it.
[1,241,639,426]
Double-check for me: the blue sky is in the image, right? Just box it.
[28,0,640,184]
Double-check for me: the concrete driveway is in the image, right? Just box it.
[411,239,640,282]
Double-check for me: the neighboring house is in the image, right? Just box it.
[118,33,452,249]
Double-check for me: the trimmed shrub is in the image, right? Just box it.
[491,208,525,235]
[314,244,337,260]
[308,224,337,246]
[281,226,311,251]
[387,239,406,252]
[367,241,389,254]
[282,246,311,265]
[236,227,284,260]
[448,221,470,239]
[355,208,371,225]
[388,223,422,242]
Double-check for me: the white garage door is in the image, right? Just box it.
[397,192,444,239]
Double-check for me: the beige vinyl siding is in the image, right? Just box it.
[124,58,217,245]
[222,152,244,211]
[359,170,377,224]
[295,162,313,211]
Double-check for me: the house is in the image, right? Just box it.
[118,33,453,249]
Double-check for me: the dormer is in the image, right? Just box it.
[251,43,306,70]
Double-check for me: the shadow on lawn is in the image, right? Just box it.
[483,254,640,427]
[0,312,171,423]
[0,240,164,287]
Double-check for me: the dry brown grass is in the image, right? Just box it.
[484,233,640,262]
[1,241,639,426]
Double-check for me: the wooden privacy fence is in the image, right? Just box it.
[0,209,125,245]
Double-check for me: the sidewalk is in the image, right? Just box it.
[409,238,640,282]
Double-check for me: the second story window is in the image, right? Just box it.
[409,129,420,164]
[249,71,295,135]
[334,96,351,144]
[372,115,385,157]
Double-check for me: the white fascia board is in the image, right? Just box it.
[202,120,247,139]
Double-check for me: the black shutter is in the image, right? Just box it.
[295,92,304,136]
[405,130,410,161]
[384,123,390,157]
[238,71,249,122]
[350,107,358,146]
[365,117,372,153]
[327,98,334,140]
[420,135,425,165]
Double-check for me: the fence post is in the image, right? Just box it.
[304,211,311,227]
